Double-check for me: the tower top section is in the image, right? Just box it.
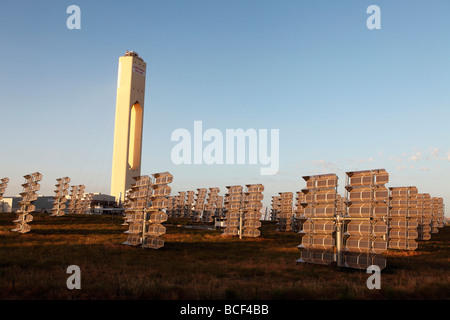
[123,50,143,61]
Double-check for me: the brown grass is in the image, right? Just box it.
[0,212,448,300]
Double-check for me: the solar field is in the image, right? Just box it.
[0,212,448,300]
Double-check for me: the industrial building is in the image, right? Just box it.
[0,193,116,214]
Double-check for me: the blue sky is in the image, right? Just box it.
[0,0,449,214]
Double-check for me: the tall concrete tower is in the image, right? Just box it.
[111,51,146,203]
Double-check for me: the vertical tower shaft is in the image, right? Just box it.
[111,51,147,203]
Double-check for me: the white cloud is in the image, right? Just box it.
[420,167,431,171]
[311,159,340,174]
[430,147,440,160]
[390,155,403,162]
[410,148,421,161]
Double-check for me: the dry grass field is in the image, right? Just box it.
[0,212,448,300]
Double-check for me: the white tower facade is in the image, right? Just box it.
[111,51,147,203]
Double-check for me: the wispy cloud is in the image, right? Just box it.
[390,154,406,162]
[390,147,450,173]
[307,156,377,174]
[311,160,341,173]
[410,148,422,161]
[429,147,440,160]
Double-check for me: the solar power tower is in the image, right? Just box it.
[123,172,173,249]
[343,169,389,270]
[51,177,71,217]
[242,184,264,237]
[0,177,9,200]
[111,51,146,204]
[388,186,419,250]
[12,172,42,234]
[416,193,432,240]
[297,174,338,266]
[277,192,293,232]
[223,185,242,236]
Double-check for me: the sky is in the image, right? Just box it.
[0,0,449,215]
